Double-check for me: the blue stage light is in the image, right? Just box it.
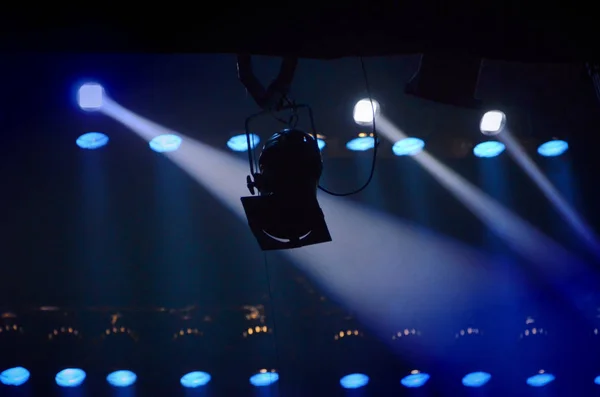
[55,368,86,387]
[77,83,105,111]
[227,134,260,152]
[149,134,182,153]
[76,132,109,150]
[0,367,30,386]
[462,371,491,387]
[340,373,369,389]
[473,141,505,158]
[392,137,425,156]
[106,370,137,387]
[249,371,279,387]
[537,140,568,157]
[346,137,375,151]
[401,372,430,388]
[526,372,555,387]
[594,375,600,385]
[317,139,326,150]
[180,371,211,388]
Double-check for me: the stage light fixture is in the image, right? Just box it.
[227,133,260,152]
[106,370,137,387]
[76,132,109,150]
[97,316,140,391]
[242,128,331,251]
[332,321,372,391]
[340,373,369,389]
[353,98,380,126]
[537,139,569,157]
[180,371,211,388]
[526,370,555,387]
[171,322,212,390]
[473,141,505,158]
[0,315,30,386]
[480,110,506,136]
[77,83,105,111]
[405,54,482,108]
[237,58,337,250]
[462,371,491,387]
[392,137,425,156]
[249,370,279,387]
[451,324,491,389]
[149,134,182,153]
[55,368,86,387]
[400,370,430,388]
[346,135,376,151]
[0,367,30,386]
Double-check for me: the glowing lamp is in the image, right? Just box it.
[77,83,105,111]
[480,110,506,136]
[353,99,380,126]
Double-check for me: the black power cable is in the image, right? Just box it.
[317,57,379,197]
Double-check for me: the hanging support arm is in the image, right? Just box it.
[237,55,298,111]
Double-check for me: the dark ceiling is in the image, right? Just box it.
[0,54,599,396]
[2,5,598,61]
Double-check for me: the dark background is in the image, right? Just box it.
[0,54,599,396]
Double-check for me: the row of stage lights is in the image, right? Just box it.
[0,367,274,389]
[350,100,569,158]
[4,366,595,390]
[2,321,599,390]
[0,367,212,388]
[75,84,569,159]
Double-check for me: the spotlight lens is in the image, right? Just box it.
[149,134,182,153]
[106,370,137,387]
[401,372,430,388]
[462,371,491,387]
[180,371,211,388]
[392,137,425,156]
[227,134,260,152]
[594,375,600,385]
[55,368,86,387]
[76,132,109,150]
[249,371,279,387]
[317,138,326,150]
[340,373,369,389]
[346,137,375,151]
[473,141,505,158]
[0,367,30,386]
[77,83,104,111]
[526,373,555,387]
[480,110,506,135]
[537,140,568,157]
[353,99,380,125]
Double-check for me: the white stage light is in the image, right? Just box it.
[78,83,105,111]
[480,110,506,136]
[353,99,380,125]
